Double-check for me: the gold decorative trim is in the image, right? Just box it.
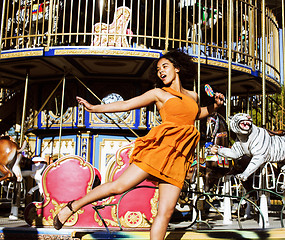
[1,50,43,59]
[49,199,84,227]
[89,109,136,128]
[0,232,71,240]
[264,75,281,86]
[120,211,143,228]
[80,133,92,162]
[109,143,135,181]
[193,58,252,74]
[150,189,159,218]
[93,200,119,227]
[41,107,76,127]
[54,49,160,58]
[148,110,162,128]
[77,104,85,127]
[138,107,147,129]
[206,59,228,68]
[231,65,251,74]
[98,138,130,182]
[26,199,84,227]
[41,138,76,158]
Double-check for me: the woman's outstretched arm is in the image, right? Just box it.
[76,89,160,113]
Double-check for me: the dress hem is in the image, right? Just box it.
[132,161,183,189]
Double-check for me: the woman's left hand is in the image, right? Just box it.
[214,92,225,107]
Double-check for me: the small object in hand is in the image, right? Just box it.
[205,84,215,97]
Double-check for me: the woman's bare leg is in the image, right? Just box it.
[150,182,181,240]
[55,164,150,225]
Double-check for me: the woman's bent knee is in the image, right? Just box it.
[156,204,176,220]
[108,181,128,195]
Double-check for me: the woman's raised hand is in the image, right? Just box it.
[76,96,95,112]
[214,92,225,107]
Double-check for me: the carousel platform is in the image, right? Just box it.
[1,224,285,240]
[2,210,285,240]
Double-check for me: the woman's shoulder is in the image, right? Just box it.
[182,89,198,102]
[148,87,169,96]
[142,88,167,101]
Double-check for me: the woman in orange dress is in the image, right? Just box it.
[53,50,224,240]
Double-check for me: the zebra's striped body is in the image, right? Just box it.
[217,113,285,181]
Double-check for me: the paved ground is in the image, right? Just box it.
[1,200,285,239]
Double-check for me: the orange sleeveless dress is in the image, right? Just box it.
[129,87,200,189]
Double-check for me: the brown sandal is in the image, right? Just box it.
[53,200,75,230]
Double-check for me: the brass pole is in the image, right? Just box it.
[165,0,170,51]
[144,0,148,47]
[262,0,266,127]
[69,0,74,43]
[0,0,6,52]
[29,77,64,125]
[197,0,201,151]
[227,0,233,126]
[195,0,202,227]
[20,72,29,146]
[280,1,285,129]
[47,0,53,48]
[58,75,66,158]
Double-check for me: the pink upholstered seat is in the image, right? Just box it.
[24,145,157,229]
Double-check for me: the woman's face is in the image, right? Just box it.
[156,58,179,86]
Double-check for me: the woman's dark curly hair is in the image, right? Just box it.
[150,49,197,88]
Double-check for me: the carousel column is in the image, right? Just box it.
[258,167,269,227]
[226,0,233,125]
[78,132,92,163]
[20,71,29,145]
[10,71,29,220]
[222,0,233,225]
[223,176,233,224]
[191,174,204,224]
[193,0,202,228]
[76,92,92,162]
[261,0,266,128]
[258,0,269,227]
[252,163,273,227]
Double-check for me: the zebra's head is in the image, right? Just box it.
[229,113,252,135]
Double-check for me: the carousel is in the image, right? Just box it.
[0,0,284,239]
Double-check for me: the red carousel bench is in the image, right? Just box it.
[24,143,157,229]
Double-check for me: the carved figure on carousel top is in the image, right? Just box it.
[91,6,132,47]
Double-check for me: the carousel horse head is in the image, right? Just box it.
[0,136,28,182]
[203,113,232,191]
[205,112,229,147]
